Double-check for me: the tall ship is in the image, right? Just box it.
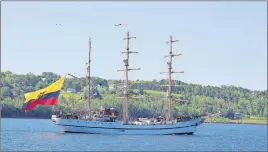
[51,31,204,135]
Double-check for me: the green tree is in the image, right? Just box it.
[1,87,12,98]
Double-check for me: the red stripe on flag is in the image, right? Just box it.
[24,98,58,111]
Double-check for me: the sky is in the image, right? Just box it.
[2,2,267,91]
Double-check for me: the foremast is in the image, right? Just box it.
[117,31,141,124]
[160,35,185,122]
[87,38,92,120]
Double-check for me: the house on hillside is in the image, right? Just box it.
[67,88,77,93]
[109,84,117,89]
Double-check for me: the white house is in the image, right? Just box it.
[67,88,77,93]
[109,84,117,89]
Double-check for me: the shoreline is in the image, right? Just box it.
[204,121,267,125]
[1,117,50,120]
[1,117,267,125]
[204,117,267,125]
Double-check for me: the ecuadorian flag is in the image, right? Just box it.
[22,77,65,111]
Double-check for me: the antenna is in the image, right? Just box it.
[160,35,185,122]
[117,31,141,124]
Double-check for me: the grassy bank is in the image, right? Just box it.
[205,116,268,125]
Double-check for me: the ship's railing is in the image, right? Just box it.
[177,116,201,122]
[127,120,177,125]
[53,114,79,119]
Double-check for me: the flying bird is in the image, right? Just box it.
[115,24,128,26]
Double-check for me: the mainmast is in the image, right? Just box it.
[117,31,140,124]
[160,35,184,122]
[87,38,92,119]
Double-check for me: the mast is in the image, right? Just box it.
[160,35,184,122]
[117,31,140,124]
[87,38,92,119]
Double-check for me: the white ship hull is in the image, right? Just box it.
[52,117,204,135]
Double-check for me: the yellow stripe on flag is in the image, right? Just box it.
[24,77,65,103]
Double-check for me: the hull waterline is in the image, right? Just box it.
[52,117,204,135]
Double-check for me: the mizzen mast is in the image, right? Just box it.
[117,31,141,124]
[160,35,185,122]
[87,38,92,120]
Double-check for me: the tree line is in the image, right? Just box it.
[1,71,267,119]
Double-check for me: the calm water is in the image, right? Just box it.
[1,118,267,151]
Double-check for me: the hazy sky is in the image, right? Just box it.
[2,2,267,91]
